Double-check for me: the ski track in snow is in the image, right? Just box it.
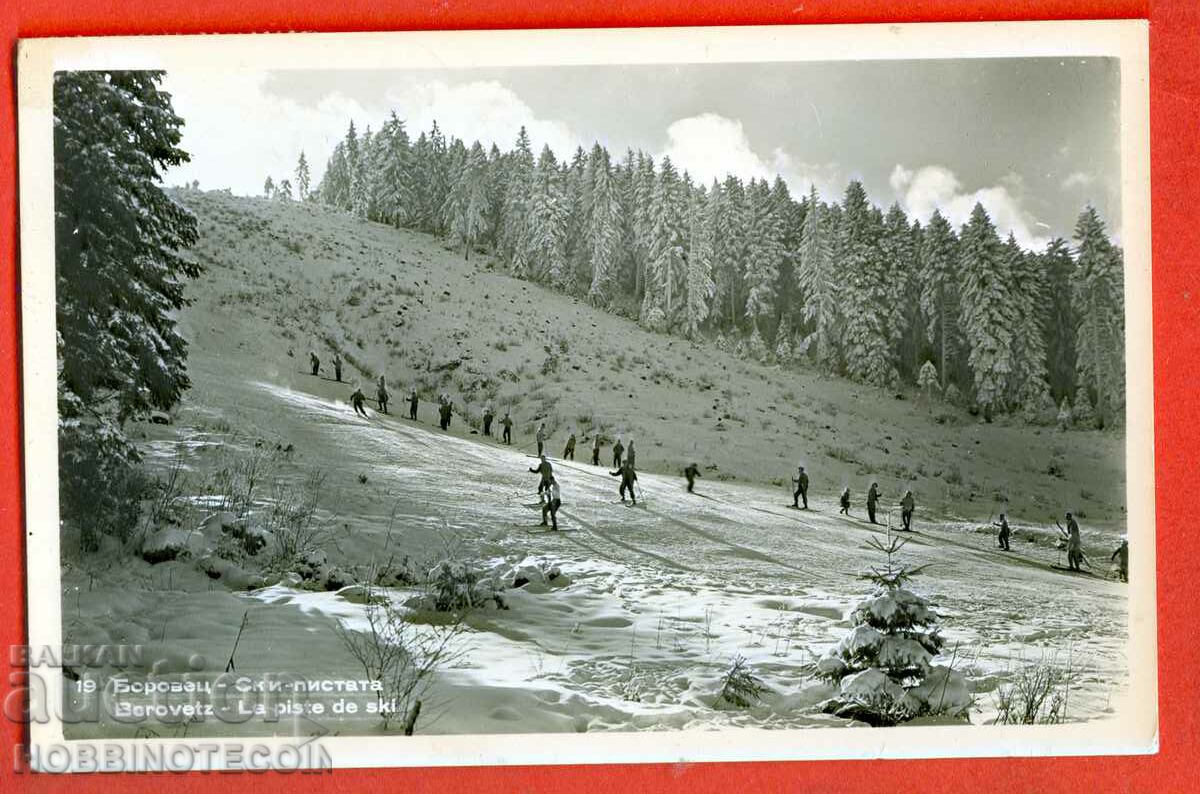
[249,380,1130,731]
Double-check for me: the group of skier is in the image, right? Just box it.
[309,356,1130,581]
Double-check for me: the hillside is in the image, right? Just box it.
[177,189,1125,528]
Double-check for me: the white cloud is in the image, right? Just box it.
[890,164,1050,251]
[1060,170,1095,190]
[161,72,582,195]
[658,112,840,198]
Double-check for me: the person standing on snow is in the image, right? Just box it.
[563,431,577,461]
[994,513,1012,551]
[866,482,881,525]
[626,439,637,468]
[309,351,321,377]
[482,404,495,437]
[1057,512,1084,571]
[900,490,916,532]
[350,385,368,417]
[529,454,555,501]
[501,411,513,445]
[792,466,809,509]
[591,433,602,466]
[408,388,419,421]
[333,353,343,383]
[1111,538,1128,582]
[376,375,389,414]
[612,437,625,469]
[839,487,851,516]
[439,398,453,431]
[684,463,701,493]
[610,460,638,505]
[536,423,547,457]
[541,480,563,531]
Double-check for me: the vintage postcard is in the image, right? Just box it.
[17,20,1153,772]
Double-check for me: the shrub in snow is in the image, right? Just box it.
[1072,386,1096,429]
[745,327,769,363]
[815,532,971,726]
[141,528,205,564]
[718,654,767,709]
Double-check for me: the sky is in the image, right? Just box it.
[161,58,1122,250]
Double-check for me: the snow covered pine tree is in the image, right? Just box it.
[815,533,971,725]
[55,71,199,550]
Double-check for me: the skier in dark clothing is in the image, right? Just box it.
[350,386,368,417]
[792,466,809,509]
[309,351,320,377]
[994,513,1012,551]
[536,424,547,457]
[408,388,419,421]
[563,431,577,461]
[376,376,389,414]
[439,399,453,431]
[541,480,562,530]
[529,455,555,500]
[591,433,602,466]
[684,463,701,493]
[482,404,494,437]
[839,487,851,516]
[333,353,343,383]
[1057,512,1083,571]
[900,490,915,532]
[610,461,638,504]
[501,412,513,445]
[1111,538,1128,582]
[612,438,625,468]
[627,439,637,468]
[866,482,880,524]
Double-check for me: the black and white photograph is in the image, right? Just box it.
[18,22,1153,770]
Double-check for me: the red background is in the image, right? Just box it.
[1,1,1196,790]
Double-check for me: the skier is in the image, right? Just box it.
[529,454,555,501]
[612,437,625,468]
[993,512,1012,551]
[350,385,368,417]
[408,388,419,421]
[501,411,513,445]
[309,351,320,377]
[1056,512,1083,571]
[627,439,637,468]
[376,375,389,415]
[541,480,562,531]
[563,431,577,461]
[591,433,602,466]
[684,463,701,493]
[536,423,547,457]
[900,490,916,532]
[610,460,638,505]
[792,466,809,509]
[866,482,881,524]
[1111,538,1129,582]
[333,353,343,383]
[439,398,453,431]
[482,404,494,437]
[839,487,850,516]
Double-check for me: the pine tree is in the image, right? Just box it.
[838,181,897,387]
[263,175,275,199]
[500,127,536,277]
[640,157,688,331]
[713,176,748,331]
[376,112,414,227]
[349,126,373,219]
[294,151,311,200]
[55,71,200,548]
[918,210,960,391]
[743,178,784,336]
[917,360,940,404]
[1004,233,1051,414]
[276,178,293,201]
[631,152,658,301]
[1041,238,1076,403]
[527,145,568,286]
[774,316,794,364]
[587,147,621,305]
[798,185,840,370]
[318,143,350,208]
[815,533,970,726]
[444,141,491,260]
[682,182,717,339]
[880,204,921,381]
[1073,384,1097,428]
[1071,207,1124,427]
[957,203,1015,417]
[564,146,593,294]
